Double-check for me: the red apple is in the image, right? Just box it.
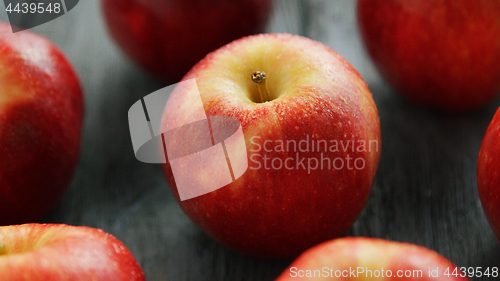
[0,223,145,280]
[478,107,500,240]
[358,0,500,112]
[161,33,381,259]
[0,21,84,225]
[276,237,469,280]
[101,0,274,82]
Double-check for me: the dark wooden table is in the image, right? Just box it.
[2,0,499,280]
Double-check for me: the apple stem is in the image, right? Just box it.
[0,243,7,256]
[251,71,270,103]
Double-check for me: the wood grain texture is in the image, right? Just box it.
[1,0,500,280]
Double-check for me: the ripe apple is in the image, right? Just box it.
[478,107,500,240]
[101,0,274,82]
[358,0,500,112]
[161,33,381,259]
[0,21,84,225]
[0,224,145,280]
[276,237,469,280]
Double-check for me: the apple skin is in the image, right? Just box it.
[358,0,500,112]
[161,33,381,259]
[0,21,84,225]
[478,107,500,240]
[276,237,469,280]
[0,224,145,280]
[101,0,274,82]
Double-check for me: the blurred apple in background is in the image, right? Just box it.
[161,33,381,259]
[276,237,469,280]
[101,0,274,82]
[0,224,145,280]
[478,107,500,240]
[0,21,84,225]
[358,0,500,112]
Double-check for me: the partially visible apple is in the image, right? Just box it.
[161,33,381,259]
[101,0,274,82]
[358,0,500,112]
[0,21,84,225]
[478,107,500,240]
[0,224,145,280]
[276,237,469,280]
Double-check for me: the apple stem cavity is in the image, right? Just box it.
[0,243,7,256]
[251,71,271,103]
